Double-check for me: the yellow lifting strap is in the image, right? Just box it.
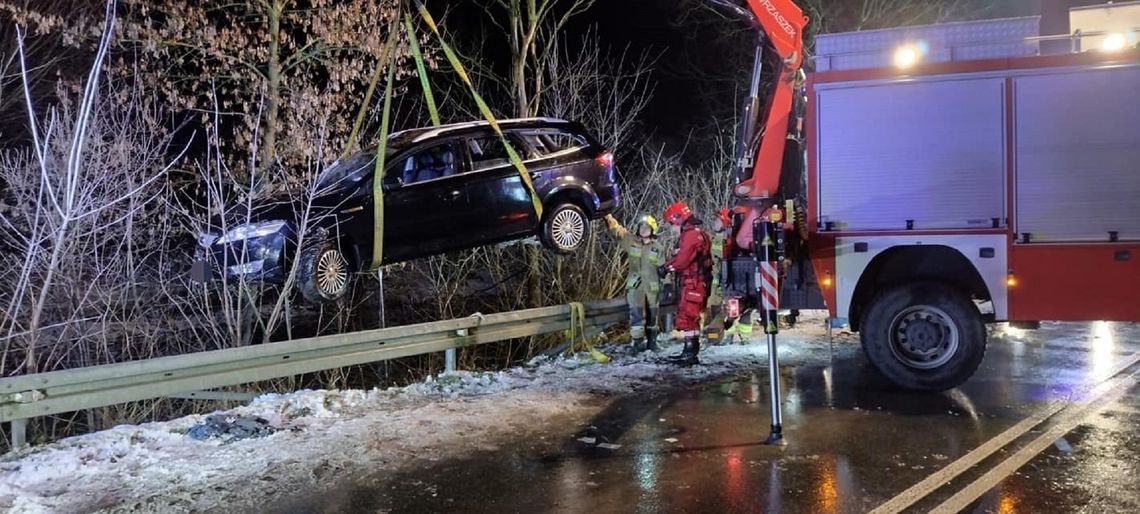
[404,11,440,127]
[568,302,610,364]
[367,13,402,271]
[415,1,544,220]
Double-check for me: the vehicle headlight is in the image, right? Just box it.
[216,220,287,244]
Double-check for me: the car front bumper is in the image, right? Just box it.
[191,230,292,284]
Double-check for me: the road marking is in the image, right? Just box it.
[867,401,1065,514]
[870,352,1140,514]
[930,367,1139,513]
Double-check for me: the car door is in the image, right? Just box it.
[461,131,539,242]
[380,140,478,261]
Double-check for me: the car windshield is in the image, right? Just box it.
[315,140,408,192]
[315,153,375,191]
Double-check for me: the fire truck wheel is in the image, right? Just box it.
[860,282,986,392]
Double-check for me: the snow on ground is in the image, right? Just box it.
[0,316,854,514]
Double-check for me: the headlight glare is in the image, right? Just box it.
[216,220,287,244]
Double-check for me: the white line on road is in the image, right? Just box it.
[929,367,1140,513]
[869,351,1140,514]
[930,366,1135,514]
[867,401,1065,514]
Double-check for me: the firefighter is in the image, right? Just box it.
[605,213,664,352]
[724,306,755,345]
[715,206,755,344]
[702,208,732,345]
[658,201,713,366]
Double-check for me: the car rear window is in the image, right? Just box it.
[518,130,589,158]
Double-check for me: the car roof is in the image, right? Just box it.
[388,117,585,146]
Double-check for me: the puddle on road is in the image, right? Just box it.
[273,367,1010,514]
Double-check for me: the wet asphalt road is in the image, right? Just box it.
[276,321,1140,513]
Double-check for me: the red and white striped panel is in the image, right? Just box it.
[759,260,779,311]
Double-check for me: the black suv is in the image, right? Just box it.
[192,118,620,303]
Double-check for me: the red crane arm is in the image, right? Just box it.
[736,0,808,200]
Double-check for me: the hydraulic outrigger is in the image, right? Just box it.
[709,0,808,444]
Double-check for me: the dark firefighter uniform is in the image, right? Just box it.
[707,208,754,344]
[606,214,664,351]
[703,209,731,344]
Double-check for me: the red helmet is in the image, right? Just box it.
[663,201,692,226]
[717,208,732,228]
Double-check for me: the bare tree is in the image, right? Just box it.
[3,0,420,187]
[0,2,185,374]
[544,29,656,154]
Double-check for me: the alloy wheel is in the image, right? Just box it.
[316,249,349,297]
[550,209,586,251]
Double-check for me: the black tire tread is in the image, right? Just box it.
[860,281,986,392]
[297,240,349,304]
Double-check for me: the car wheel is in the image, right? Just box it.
[860,282,986,392]
[298,239,351,303]
[541,203,590,254]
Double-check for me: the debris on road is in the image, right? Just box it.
[187,414,278,443]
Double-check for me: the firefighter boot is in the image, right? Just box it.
[671,336,701,367]
[646,327,661,352]
[667,338,692,361]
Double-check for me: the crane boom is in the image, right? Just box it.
[717,0,807,199]
[709,0,808,249]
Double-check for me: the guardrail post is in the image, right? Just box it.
[10,419,27,449]
[445,348,456,373]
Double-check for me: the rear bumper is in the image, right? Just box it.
[594,183,621,217]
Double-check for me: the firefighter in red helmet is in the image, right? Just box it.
[658,200,713,366]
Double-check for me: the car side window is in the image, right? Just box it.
[398,143,459,185]
[466,135,515,171]
[519,130,588,158]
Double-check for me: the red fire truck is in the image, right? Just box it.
[717,0,1140,392]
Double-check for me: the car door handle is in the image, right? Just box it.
[443,190,462,200]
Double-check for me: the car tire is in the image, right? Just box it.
[860,282,986,392]
[298,239,351,303]
[541,203,590,254]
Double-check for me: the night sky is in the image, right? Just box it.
[450,0,1103,144]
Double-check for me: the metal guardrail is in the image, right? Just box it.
[0,299,628,448]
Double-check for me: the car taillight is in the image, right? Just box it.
[596,151,614,169]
